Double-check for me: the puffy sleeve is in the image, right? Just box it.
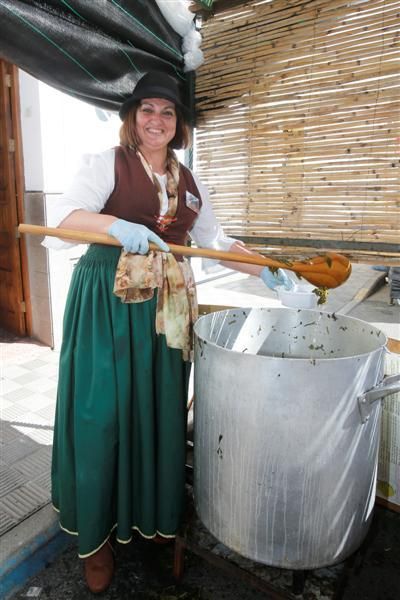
[43,148,115,249]
[189,172,236,251]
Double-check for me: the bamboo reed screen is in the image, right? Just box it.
[195,0,400,263]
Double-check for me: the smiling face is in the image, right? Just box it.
[135,98,177,155]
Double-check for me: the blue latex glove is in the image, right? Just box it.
[108,219,169,254]
[260,267,293,291]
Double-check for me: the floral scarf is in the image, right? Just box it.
[136,148,180,233]
[113,251,197,362]
[112,149,197,361]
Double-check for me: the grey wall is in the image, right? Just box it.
[23,192,53,347]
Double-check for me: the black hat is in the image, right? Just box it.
[119,71,187,120]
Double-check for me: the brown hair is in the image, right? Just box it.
[119,101,191,150]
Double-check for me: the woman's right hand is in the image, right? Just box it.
[107,219,169,254]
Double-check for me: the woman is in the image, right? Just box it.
[46,71,291,593]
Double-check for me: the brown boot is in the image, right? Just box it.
[84,541,114,594]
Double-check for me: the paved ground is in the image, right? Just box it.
[5,501,400,600]
[1,265,399,599]
[0,332,57,538]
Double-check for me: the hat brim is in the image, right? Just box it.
[119,86,189,121]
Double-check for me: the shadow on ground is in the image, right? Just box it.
[10,505,400,600]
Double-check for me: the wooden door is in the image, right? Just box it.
[0,60,28,336]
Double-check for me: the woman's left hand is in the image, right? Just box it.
[260,267,293,291]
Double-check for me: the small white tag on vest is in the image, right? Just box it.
[185,191,200,214]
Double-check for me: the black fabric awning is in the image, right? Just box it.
[0,0,194,116]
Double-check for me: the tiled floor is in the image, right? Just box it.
[0,330,59,536]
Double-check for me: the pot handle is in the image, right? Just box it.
[358,374,400,424]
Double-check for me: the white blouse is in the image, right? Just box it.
[43,148,235,251]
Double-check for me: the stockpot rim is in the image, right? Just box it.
[193,306,388,362]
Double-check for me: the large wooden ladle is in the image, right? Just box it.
[18,224,352,289]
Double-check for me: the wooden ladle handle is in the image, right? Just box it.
[18,224,352,289]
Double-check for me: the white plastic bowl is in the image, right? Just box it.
[277,283,318,309]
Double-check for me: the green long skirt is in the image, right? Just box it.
[51,245,191,557]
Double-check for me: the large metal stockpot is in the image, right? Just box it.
[193,308,400,570]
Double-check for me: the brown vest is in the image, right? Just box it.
[101,146,202,247]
